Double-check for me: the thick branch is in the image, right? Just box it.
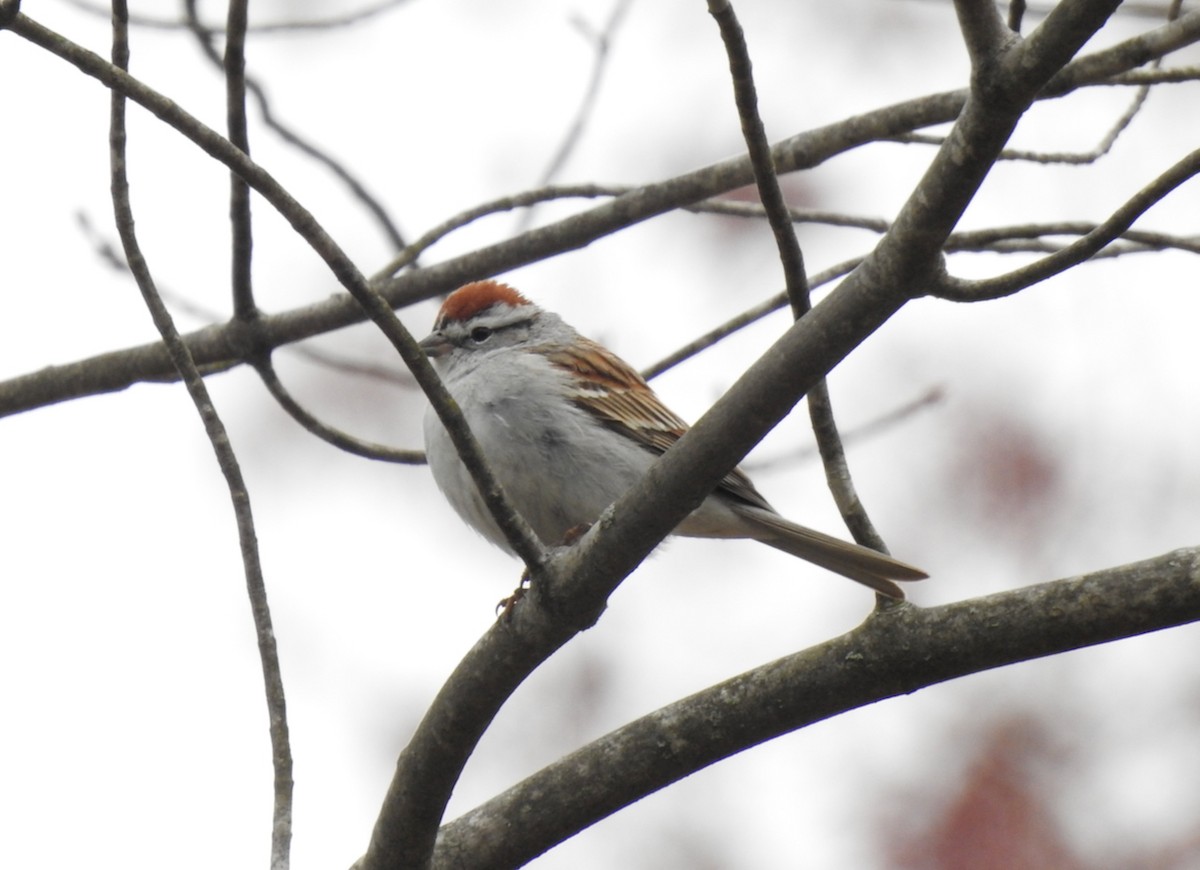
[435,547,1200,868]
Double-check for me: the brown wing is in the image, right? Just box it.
[541,339,774,512]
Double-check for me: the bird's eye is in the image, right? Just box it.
[470,326,493,343]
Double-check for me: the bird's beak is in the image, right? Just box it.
[418,331,452,359]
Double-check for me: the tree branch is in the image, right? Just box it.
[60,0,413,33]
[216,0,256,321]
[4,8,1198,417]
[708,0,899,578]
[640,214,1198,381]
[933,146,1200,301]
[182,0,408,254]
[108,3,292,867]
[954,0,1017,73]
[434,547,1200,868]
[707,0,809,304]
[1,9,543,570]
[252,358,425,463]
[515,0,632,234]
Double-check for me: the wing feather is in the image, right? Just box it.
[541,340,773,511]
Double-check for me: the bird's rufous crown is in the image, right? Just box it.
[438,281,532,324]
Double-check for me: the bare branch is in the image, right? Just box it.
[1007,1,1124,92]
[10,3,1196,867]
[707,0,810,305]
[357,563,595,870]
[108,4,292,866]
[641,257,859,380]
[982,0,1183,165]
[5,9,1198,417]
[1008,0,1027,33]
[59,0,413,33]
[742,386,946,474]
[73,209,421,388]
[433,547,1200,868]
[216,0,256,321]
[689,202,1200,255]
[253,359,425,463]
[375,184,625,281]
[641,215,1197,381]
[1110,64,1200,83]
[947,222,1200,254]
[182,3,408,254]
[1041,8,1200,97]
[515,0,632,233]
[709,0,900,572]
[687,198,891,231]
[934,147,1200,301]
[891,79,1153,165]
[954,0,1017,71]
[178,0,418,466]
[1007,0,1186,18]
[3,9,543,571]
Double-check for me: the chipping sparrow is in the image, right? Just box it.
[420,280,926,598]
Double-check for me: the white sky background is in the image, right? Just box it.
[2,1,1199,868]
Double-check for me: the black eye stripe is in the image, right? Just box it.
[470,326,493,342]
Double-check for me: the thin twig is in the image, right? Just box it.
[1001,0,1181,165]
[689,202,1200,254]
[707,0,809,304]
[688,199,891,231]
[1109,64,1200,83]
[934,146,1200,301]
[220,5,294,858]
[73,206,424,459]
[182,3,408,253]
[708,0,895,567]
[108,4,292,868]
[912,0,1187,165]
[644,208,1199,378]
[374,183,626,282]
[742,387,944,474]
[282,346,416,388]
[73,210,421,387]
[906,0,1183,21]
[1009,0,1027,32]
[642,257,861,380]
[185,0,418,465]
[252,359,425,463]
[218,0,256,320]
[61,0,412,33]
[515,0,633,233]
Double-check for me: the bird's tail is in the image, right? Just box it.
[738,507,927,599]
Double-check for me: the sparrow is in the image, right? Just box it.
[420,280,926,598]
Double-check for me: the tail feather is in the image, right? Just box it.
[737,507,927,599]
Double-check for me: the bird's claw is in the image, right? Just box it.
[496,569,531,621]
